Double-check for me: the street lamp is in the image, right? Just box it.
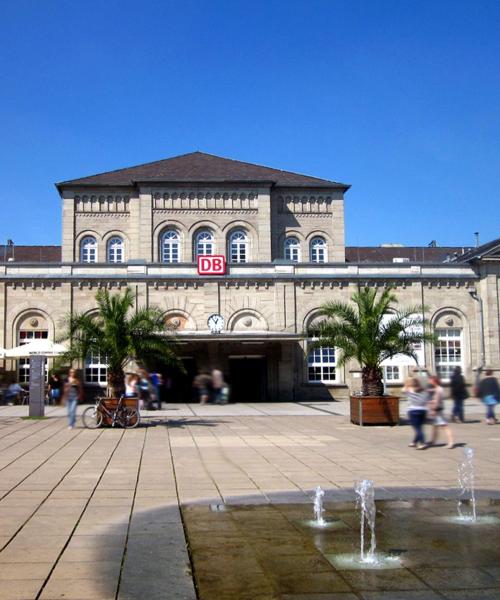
[468,288,485,385]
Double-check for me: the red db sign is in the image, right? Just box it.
[197,255,226,275]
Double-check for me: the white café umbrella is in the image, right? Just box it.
[4,339,67,358]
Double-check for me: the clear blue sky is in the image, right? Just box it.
[1,0,499,248]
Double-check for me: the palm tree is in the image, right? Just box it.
[59,288,178,397]
[308,287,434,396]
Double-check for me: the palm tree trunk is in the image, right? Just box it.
[107,369,125,398]
[362,366,384,396]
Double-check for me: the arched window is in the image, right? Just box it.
[229,230,248,263]
[80,236,97,263]
[310,236,327,263]
[107,236,124,263]
[195,230,214,258]
[284,237,301,262]
[161,230,180,263]
[434,327,463,381]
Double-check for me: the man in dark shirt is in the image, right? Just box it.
[477,370,500,425]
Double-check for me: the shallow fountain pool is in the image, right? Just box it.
[183,498,500,599]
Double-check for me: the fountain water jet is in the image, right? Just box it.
[458,447,477,522]
[354,479,377,563]
[313,486,326,527]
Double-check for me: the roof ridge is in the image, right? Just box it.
[57,151,348,187]
[56,151,202,185]
[190,151,343,185]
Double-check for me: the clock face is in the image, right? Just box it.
[207,313,224,333]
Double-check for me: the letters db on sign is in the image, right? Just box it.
[197,255,226,275]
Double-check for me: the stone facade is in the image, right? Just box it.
[1,153,499,401]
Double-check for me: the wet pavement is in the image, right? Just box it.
[183,500,500,599]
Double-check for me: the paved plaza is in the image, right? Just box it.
[0,399,499,599]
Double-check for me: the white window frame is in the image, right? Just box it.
[285,237,301,262]
[195,230,215,258]
[310,236,327,263]
[307,345,337,383]
[18,330,49,383]
[107,236,124,263]
[80,236,97,263]
[434,327,463,381]
[161,230,181,263]
[84,353,108,386]
[383,365,402,383]
[229,230,248,263]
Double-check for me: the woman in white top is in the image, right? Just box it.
[428,375,455,449]
[403,377,429,449]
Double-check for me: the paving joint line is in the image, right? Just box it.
[115,427,148,600]
[0,428,103,552]
[166,421,200,600]
[35,429,126,600]
[0,419,71,475]
[0,426,87,505]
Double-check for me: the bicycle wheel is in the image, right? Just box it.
[120,407,140,429]
[82,406,103,429]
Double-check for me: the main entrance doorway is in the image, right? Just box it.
[228,357,267,403]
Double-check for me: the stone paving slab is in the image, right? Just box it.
[0,410,498,598]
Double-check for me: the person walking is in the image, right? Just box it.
[211,369,227,404]
[403,377,428,449]
[137,369,152,410]
[48,373,62,405]
[62,368,84,429]
[428,375,455,449]
[477,369,500,425]
[193,372,211,404]
[124,373,139,398]
[450,366,467,423]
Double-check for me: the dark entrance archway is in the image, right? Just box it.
[228,357,267,403]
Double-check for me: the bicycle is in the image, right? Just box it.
[82,395,140,429]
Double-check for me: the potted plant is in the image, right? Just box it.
[58,288,179,420]
[308,287,433,425]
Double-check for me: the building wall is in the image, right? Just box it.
[1,266,497,399]
[62,184,345,264]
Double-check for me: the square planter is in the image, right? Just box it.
[101,396,139,426]
[350,395,399,426]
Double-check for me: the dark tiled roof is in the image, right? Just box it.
[345,246,472,264]
[0,245,61,263]
[57,151,349,190]
[452,238,500,262]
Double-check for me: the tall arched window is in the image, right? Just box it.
[284,237,301,262]
[229,230,248,263]
[310,236,327,263]
[161,230,180,263]
[195,230,214,258]
[107,236,124,263]
[80,236,97,263]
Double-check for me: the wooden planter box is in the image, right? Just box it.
[350,395,399,426]
[101,397,139,426]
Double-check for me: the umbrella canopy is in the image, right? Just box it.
[0,347,5,358]
[4,339,67,358]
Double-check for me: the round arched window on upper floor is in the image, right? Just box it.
[107,236,124,263]
[161,230,181,263]
[284,236,301,262]
[195,229,215,258]
[229,229,248,263]
[80,236,97,263]
[310,236,327,263]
